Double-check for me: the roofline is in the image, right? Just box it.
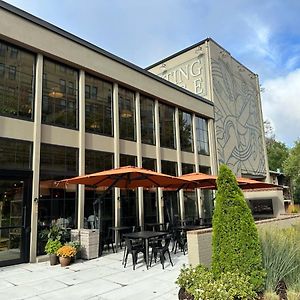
[0,0,214,107]
[146,37,256,76]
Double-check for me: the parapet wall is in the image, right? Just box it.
[187,214,300,267]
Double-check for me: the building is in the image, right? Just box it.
[0,1,283,267]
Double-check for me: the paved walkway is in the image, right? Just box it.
[0,250,187,299]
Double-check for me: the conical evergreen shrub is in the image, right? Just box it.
[212,164,265,291]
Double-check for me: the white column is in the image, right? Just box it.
[113,83,120,227]
[154,100,163,223]
[192,114,202,218]
[77,70,85,229]
[208,119,218,175]
[135,92,144,228]
[30,53,43,262]
[175,107,184,221]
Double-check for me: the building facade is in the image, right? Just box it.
[0,2,283,267]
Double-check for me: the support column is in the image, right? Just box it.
[208,119,218,175]
[135,92,144,228]
[154,100,163,223]
[175,107,184,221]
[77,70,85,229]
[192,114,202,218]
[113,83,120,228]
[30,54,43,262]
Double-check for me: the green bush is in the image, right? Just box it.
[44,239,62,254]
[212,164,265,291]
[176,264,257,300]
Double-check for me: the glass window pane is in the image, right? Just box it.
[119,87,135,141]
[0,40,35,120]
[42,59,78,129]
[179,110,193,152]
[140,95,155,145]
[161,160,177,176]
[195,116,209,155]
[159,103,175,149]
[85,75,113,136]
[85,149,113,174]
[182,163,195,175]
[0,137,32,170]
[120,154,136,167]
[142,157,156,171]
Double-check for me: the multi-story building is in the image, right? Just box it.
[0,1,283,267]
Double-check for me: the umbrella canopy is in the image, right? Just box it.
[177,172,279,190]
[57,166,191,189]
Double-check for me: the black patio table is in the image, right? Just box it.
[145,222,166,231]
[123,230,168,269]
[175,225,208,231]
[109,226,132,252]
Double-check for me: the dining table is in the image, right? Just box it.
[123,230,168,269]
[108,226,132,252]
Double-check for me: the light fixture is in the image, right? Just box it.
[120,109,133,118]
[48,87,63,98]
[90,122,100,129]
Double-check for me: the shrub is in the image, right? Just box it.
[176,264,257,300]
[44,239,62,254]
[212,164,265,291]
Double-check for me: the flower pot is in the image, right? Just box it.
[49,253,58,266]
[59,256,72,267]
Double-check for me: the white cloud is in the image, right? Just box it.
[262,68,300,146]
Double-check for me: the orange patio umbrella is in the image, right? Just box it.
[236,177,280,190]
[57,166,191,189]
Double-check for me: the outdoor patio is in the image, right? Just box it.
[0,249,187,299]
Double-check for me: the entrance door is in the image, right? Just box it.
[0,170,32,267]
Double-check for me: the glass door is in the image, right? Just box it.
[0,171,32,267]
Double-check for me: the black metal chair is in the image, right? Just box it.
[150,236,173,269]
[173,230,187,255]
[123,238,146,270]
[100,228,115,254]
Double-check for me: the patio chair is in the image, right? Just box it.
[123,238,146,270]
[173,230,187,255]
[100,228,115,254]
[150,236,173,269]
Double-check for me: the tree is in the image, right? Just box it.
[212,164,265,291]
[267,140,289,172]
[283,140,300,203]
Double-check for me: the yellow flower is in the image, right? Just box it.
[56,245,77,258]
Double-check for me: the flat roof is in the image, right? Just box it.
[0,0,213,107]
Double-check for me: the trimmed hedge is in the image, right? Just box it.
[212,164,265,291]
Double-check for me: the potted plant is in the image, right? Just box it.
[66,241,81,261]
[56,245,77,267]
[44,239,62,265]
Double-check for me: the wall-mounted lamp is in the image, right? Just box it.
[49,87,63,98]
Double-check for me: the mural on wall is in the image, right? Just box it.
[211,56,266,176]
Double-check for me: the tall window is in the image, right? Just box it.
[140,95,155,145]
[119,87,135,141]
[161,160,177,176]
[179,110,193,152]
[195,116,209,155]
[85,149,113,173]
[0,137,32,170]
[182,163,195,175]
[0,41,35,120]
[142,157,156,171]
[42,59,78,129]
[159,103,175,149]
[85,75,113,136]
[38,144,78,255]
[120,154,137,167]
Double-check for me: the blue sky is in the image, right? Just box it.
[4,0,300,146]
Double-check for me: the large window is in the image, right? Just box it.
[119,87,135,141]
[159,103,175,149]
[42,59,78,129]
[85,149,113,173]
[195,116,209,155]
[179,110,193,152]
[142,157,156,171]
[38,144,78,255]
[0,137,32,170]
[140,95,155,145]
[161,160,177,176]
[85,75,113,136]
[0,41,35,120]
[182,163,195,175]
[120,154,137,167]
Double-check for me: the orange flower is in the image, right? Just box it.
[56,245,77,258]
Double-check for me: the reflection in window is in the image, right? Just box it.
[119,87,135,141]
[0,137,32,170]
[85,149,113,173]
[120,154,137,167]
[142,157,156,171]
[85,75,113,136]
[38,144,78,255]
[0,40,35,120]
[161,160,177,176]
[195,116,209,155]
[159,103,175,149]
[140,95,155,145]
[182,163,195,175]
[179,110,193,152]
[184,191,198,219]
[42,59,78,129]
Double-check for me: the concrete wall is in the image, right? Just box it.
[187,214,300,267]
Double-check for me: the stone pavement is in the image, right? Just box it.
[0,249,188,299]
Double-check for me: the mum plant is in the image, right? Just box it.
[56,245,77,258]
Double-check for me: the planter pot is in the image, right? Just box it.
[178,288,194,300]
[59,256,72,267]
[49,254,58,266]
